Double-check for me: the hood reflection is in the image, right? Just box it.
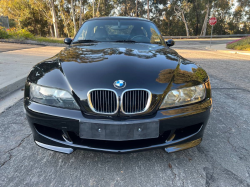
[156,66,208,86]
[27,42,208,98]
[58,43,180,64]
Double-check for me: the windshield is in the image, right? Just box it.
[73,19,165,45]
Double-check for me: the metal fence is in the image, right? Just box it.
[0,16,9,28]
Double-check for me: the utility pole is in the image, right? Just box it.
[147,0,149,20]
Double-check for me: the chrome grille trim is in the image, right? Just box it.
[87,89,119,114]
[121,89,152,114]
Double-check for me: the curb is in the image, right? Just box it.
[205,46,250,56]
[0,39,66,47]
[0,40,47,46]
[0,77,26,99]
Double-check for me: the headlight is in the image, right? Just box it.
[30,83,80,110]
[160,84,206,109]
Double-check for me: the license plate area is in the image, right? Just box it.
[79,121,159,141]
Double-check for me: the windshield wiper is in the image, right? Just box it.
[72,40,98,44]
[114,40,136,43]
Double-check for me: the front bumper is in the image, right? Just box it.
[25,98,212,154]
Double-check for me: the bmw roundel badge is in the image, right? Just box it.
[114,80,126,89]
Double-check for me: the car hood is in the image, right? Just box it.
[59,43,181,94]
[27,42,208,116]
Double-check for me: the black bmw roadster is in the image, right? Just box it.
[24,17,212,154]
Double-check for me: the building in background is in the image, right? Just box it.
[0,16,9,28]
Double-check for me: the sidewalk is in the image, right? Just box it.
[205,44,250,56]
[0,43,64,98]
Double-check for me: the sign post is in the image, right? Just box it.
[209,17,217,48]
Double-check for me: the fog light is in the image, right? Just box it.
[165,138,202,153]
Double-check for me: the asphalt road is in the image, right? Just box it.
[0,41,250,187]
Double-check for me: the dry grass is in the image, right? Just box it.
[227,36,250,51]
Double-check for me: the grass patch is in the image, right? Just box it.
[0,26,9,39]
[227,36,250,51]
[7,28,34,39]
[33,37,64,44]
[0,27,64,44]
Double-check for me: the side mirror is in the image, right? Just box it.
[166,39,175,47]
[64,38,72,45]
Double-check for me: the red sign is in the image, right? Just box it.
[209,17,217,26]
